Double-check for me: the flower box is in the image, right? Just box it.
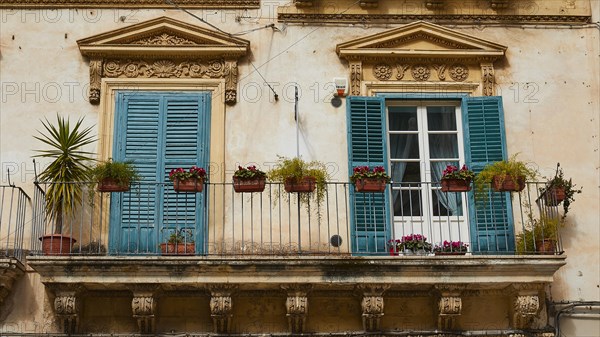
[173,177,204,193]
[492,174,525,192]
[97,177,130,192]
[284,176,316,193]
[159,243,195,255]
[434,251,467,256]
[440,178,471,192]
[354,178,387,192]
[233,176,266,193]
[535,239,556,255]
[544,187,566,206]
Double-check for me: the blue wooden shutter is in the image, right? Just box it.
[110,92,210,254]
[462,96,515,253]
[161,94,210,249]
[347,96,391,254]
[111,93,162,253]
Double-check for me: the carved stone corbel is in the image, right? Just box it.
[509,283,543,329]
[434,284,465,330]
[357,284,389,332]
[282,284,312,333]
[132,292,157,334]
[349,61,362,96]
[209,284,237,333]
[88,58,103,105]
[54,291,80,334]
[224,60,239,105]
[481,63,496,96]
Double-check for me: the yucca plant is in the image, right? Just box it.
[34,115,96,234]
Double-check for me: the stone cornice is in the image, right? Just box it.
[0,0,259,9]
[27,255,566,291]
[278,13,591,25]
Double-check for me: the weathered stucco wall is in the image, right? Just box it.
[0,0,598,335]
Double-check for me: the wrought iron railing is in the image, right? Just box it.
[0,185,30,261]
[29,181,565,256]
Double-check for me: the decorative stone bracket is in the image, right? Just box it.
[357,284,390,332]
[53,290,81,334]
[209,284,237,333]
[282,284,312,333]
[132,291,157,334]
[509,283,544,329]
[434,284,466,330]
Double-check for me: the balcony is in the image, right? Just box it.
[25,180,566,334]
[0,184,29,306]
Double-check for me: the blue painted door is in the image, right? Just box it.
[109,92,211,254]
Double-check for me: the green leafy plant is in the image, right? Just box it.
[267,156,330,206]
[349,166,391,183]
[474,154,538,197]
[233,165,267,180]
[91,160,139,188]
[441,164,475,181]
[516,211,563,254]
[34,115,96,233]
[542,164,582,217]
[166,228,195,244]
[433,240,468,253]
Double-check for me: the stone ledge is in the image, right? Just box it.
[27,255,566,291]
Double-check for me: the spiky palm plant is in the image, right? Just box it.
[34,115,96,233]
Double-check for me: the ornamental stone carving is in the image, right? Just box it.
[357,284,389,332]
[512,295,540,329]
[133,34,197,46]
[438,296,462,329]
[432,64,447,81]
[449,64,469,82]
[282,284,312,333]
[481,64,496,96]
[78,17,249,106]
[209,285,237,333]
[54,292,79,334]
[396,64,410,80]
[132,294,156,334]
[411,64,431,81]
[373,64,393,81]
[350,62,362,96]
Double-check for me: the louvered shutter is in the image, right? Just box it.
[347,96,391,254]
[462,96,515,253]
[110,92,210,254]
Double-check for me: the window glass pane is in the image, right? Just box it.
[388,106,418,131]
[431,190,463,216]
[427,106,456,131]
[392,189,422,217]
[428,134,458,158]
[389,134,419,159]
[391,162,421,182]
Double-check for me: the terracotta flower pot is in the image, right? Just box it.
[233,177,266,193]
[434,251,467,256]
[160,243,195,255]
[284,177,316,193]
[97,178,130,192]
[173,177,204,193]
[354,178,387,192]
[441,178,472,192]
[492,175,526,192]
[40,234,76,256]
[544,187,566,206]
[535,239,556,255]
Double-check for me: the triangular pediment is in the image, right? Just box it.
[337,21,506,60]
[78,16,249,58]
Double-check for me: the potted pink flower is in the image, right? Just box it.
[350,166,391,193]
[233,165,267,193]
[433,240,469,255]
[169,166,206,193]
[399,234,432,255]
[441,164,474,192]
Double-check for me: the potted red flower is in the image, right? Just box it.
[160,228,195,255]
[233,165,267,193]
[433,240,469,255]
[440,164,474,192]
[350,166,391,193]
[169,166,206,193]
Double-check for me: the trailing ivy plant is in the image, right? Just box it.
[474,154,538,200]
[91,159,139,188]
[267,156,330,208]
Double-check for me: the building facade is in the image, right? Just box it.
[0,1,599,336]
